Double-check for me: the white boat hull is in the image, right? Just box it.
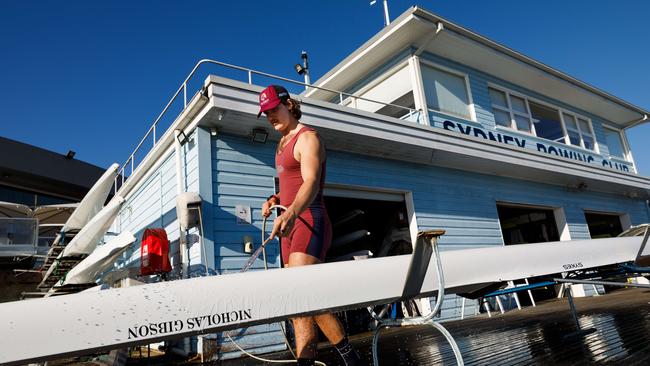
[0,236,645,365]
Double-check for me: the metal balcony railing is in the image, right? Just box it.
[114,59,421,193]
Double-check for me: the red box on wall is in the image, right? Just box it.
[141,228,172,275]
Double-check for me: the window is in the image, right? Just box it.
[488,85,597,151]
[421,64,473,120]
[529,101,564,143]
[488,88,533,131]
[497,204,560,245]
[347,64,415,118]
[562,113,595,151]
[584,212,624,238]
[603,126,627,159]
[375,91,416,120]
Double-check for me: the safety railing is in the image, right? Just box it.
[114,59,421,194]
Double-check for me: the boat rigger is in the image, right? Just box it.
[0,233,647,365]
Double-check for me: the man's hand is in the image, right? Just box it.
[269,210,297,240]
[262,199,274,218]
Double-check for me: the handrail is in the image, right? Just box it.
[115,59,421,194]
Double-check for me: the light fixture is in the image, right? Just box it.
[65,150,76,160]
[251,128,268,144]
[175,130,189,145]
[294,63,306,75]
[294,51,310,90]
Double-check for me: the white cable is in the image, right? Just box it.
[227,332,326,365]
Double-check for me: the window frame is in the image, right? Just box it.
[602,124,631,161]
[559,111,599,153]
[419,59,477,122]
[488,83,599,153]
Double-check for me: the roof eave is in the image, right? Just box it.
[307,6,650,129]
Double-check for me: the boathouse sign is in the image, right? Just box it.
[439,120,632,173]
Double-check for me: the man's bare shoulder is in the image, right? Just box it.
[296,129,320,147]
[295,128,324,160]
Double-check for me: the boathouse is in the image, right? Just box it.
[108,6,650,360]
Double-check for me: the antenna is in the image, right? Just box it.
[369,0,390,27]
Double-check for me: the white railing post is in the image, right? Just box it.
[248,70,252,84]
[183,84,187,108]
[153,124,157,146]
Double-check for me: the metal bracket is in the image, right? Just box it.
[634,225,650,265]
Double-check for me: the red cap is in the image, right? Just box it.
[257,85,289,118]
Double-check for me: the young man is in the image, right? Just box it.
[258,85,361,366]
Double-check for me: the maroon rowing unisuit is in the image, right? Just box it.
[275,126,332,264]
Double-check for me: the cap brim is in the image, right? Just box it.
[256,99,282,118]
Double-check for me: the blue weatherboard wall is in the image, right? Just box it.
[116,129,201,272]
[211,133,286,359]
[210,132,649,347]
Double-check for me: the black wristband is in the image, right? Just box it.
[267,194,279,203]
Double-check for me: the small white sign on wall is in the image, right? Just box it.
[235,204,252,225]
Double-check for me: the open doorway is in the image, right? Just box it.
[321,186,416,335]
[496,202,563,302]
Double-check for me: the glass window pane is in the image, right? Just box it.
[529,101,565,143]
[514,115,531,132]
[578,119,594,150]
[488,88,508,108]
[563,113,577,130]
[510,95,527,114]
[567,129,581,146]
[604,128,626,158]
[422,65,471,119]
[578,119,591,134]
[493,109,511,127]
[583,135,594,151]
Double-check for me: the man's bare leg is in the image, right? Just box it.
[290,316,318,359]
[313,313,344,344]
[287,253,345,354]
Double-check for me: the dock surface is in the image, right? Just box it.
[238,287,650,365]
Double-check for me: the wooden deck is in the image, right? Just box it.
[227,287,650,365]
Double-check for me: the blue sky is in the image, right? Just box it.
[1,1,649,176]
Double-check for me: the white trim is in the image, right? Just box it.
[408,55,429,125]
[419,59,476,122]
[621,128,635,169]
[553,207,571,241]
[404,191,419,250]
[621,214,632,231]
